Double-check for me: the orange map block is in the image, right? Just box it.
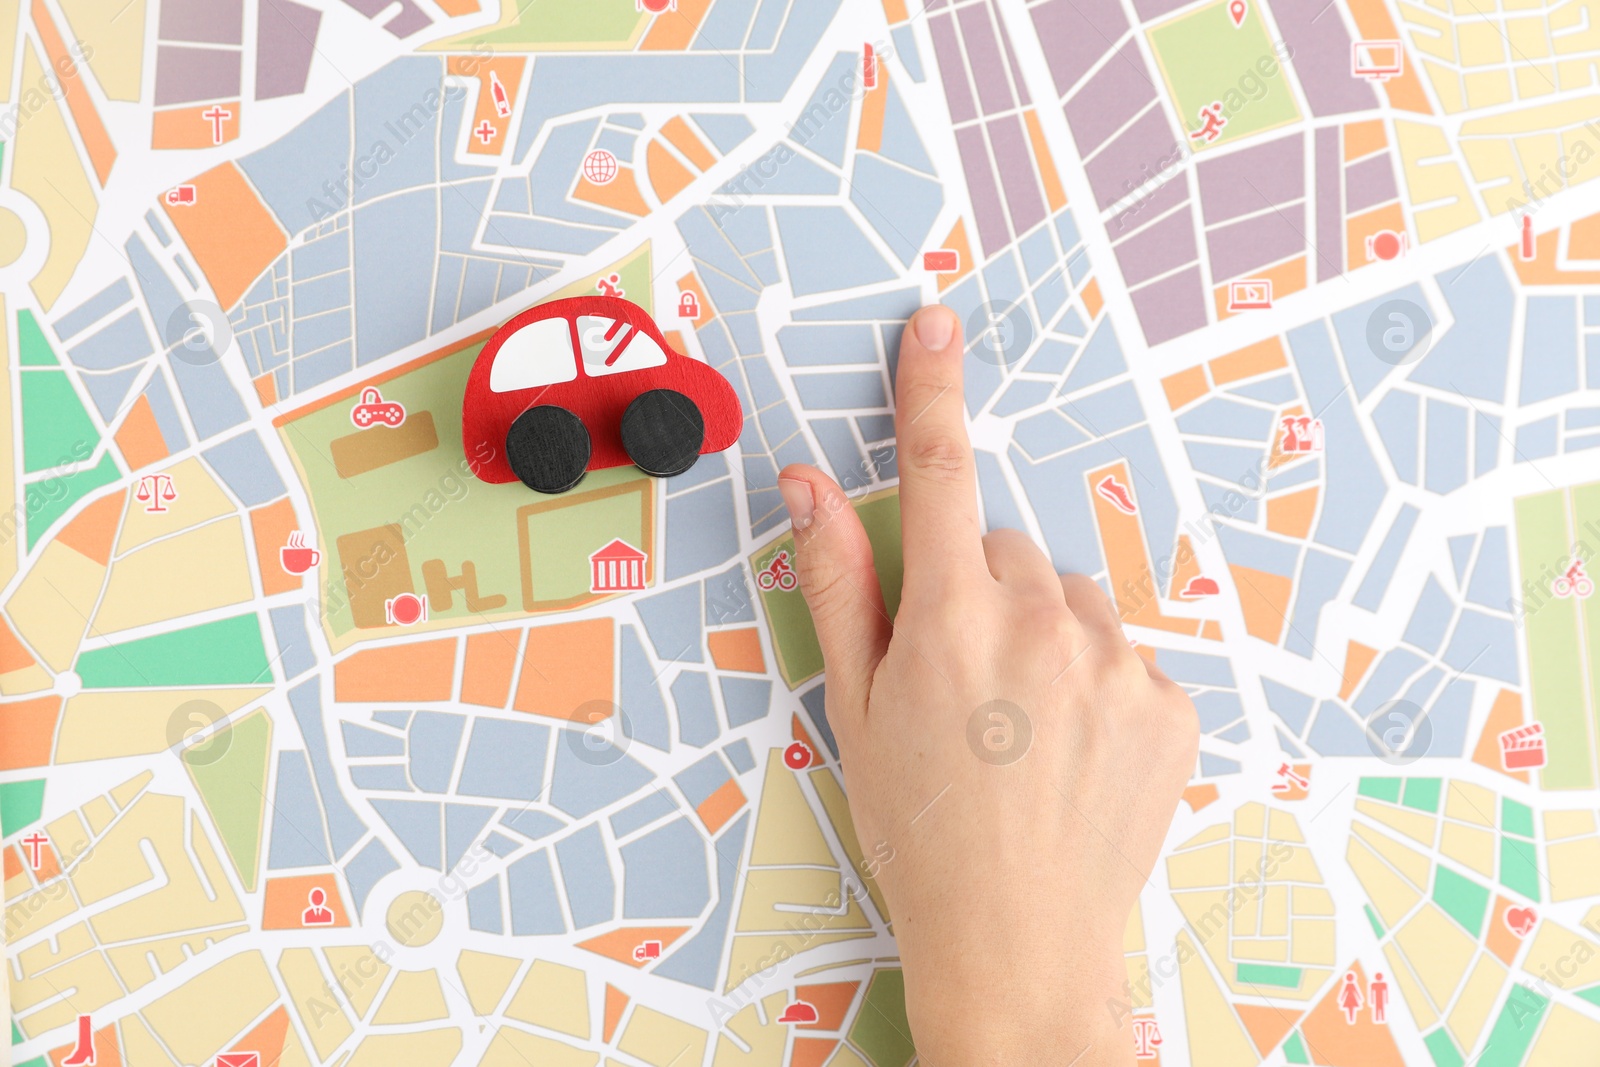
[578,926,689,967]
[512,617,614,719]
[263,873,351,930]
[1297,961,1405,1066]
[153,101,242,150]
[161,162,287,307]
[448,54,526,156]
[335,639,458,703]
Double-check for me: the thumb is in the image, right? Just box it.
[777,464,891,719]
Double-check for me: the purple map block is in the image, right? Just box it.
[1206,206,1306,280]
[989,113,1048,240]
[154,45,242,107]
[1269,0,1380,116]
[1346,154,1400,212]
[1031,0,1131,96]
[1107,172,1190,241]
[958,2,1017,116]
[1315,126,1343,281]
[1196,132,1304,224]
[159,0,243,44]
[1117,208,1199,286]
[1084,107,1181,211]
[1131,266,1208,345]
[257,0,321,100]
[1064,42,1159,157]
[929,13,978,125]
[956,124,1011,260]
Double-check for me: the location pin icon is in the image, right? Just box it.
[1229,0,1246,24]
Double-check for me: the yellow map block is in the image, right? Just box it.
[504,959,590,1039]
[58,0,146,100]
[1383,941,1436,1027]
[373,969,449,1023]
[749,747,836,867]
[1394,903,1477,1008]
[1394,121,1482,238]
[13,949,122,1035]
[1548,835,1600,900]
[77,798,246,942]
[346,1030,462,1067]
[55,687,268,764]
[618,1005,709,1067]
[142,951,278,1065]
[117,456,238,553]
[1447,951,1508,1053]
[1355,797,1439,848]
[736,868,870,933]
[12,43,97,309]
[1522,920,1600,989]
[481,1029,597,1067]
[105,924,249,993]
[5,538,104,671]
[1174,929,1257,1067]
[458,948,521,1014]
[327,944,391,1017]
[281,946,352,1060]
[712,992,790,1066]
[95,517,254,632]
[1529,1002,1600,1065]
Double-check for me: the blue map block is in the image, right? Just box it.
[508,850,567,935]
[556,823,616,929]
[672,671,720,747]
[655,814,749,989]
[622,817,710,919]
[371,799,442,870]
[407,712,464,794]
[549,730,654,818]
[343,838,401,919]
[458,718,550,802]
[467,877,503,933]
[267,751,332,869]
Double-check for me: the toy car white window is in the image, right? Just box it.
[577,315,668,377]
[489,317,577,392]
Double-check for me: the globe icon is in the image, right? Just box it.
[583,149,619,186]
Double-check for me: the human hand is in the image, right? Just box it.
[777,305,1199,1065]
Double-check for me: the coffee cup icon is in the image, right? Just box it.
[280,531,320,575]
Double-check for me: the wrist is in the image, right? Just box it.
[904,944,1133,1065]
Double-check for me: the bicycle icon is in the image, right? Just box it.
[757,550,798,592]
[1553,559,1594,599]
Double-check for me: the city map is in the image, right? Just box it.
[2,0,1600,1064]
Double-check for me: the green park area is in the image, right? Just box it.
[1147,0,1300,151]
[1514,483,1599,790]
[278,335,653,650]
[432,0,647,49]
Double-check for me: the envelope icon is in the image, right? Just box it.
[218,1054,260,1067]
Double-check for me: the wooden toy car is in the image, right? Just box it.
[463,296,742,493]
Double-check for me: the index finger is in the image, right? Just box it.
[893,305,987,583]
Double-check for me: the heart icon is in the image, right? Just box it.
[1504,906,1537,938]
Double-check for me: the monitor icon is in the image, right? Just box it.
[1352,40,1404,81]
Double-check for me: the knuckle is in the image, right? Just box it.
[1061,572,1112,614]
[904,429,969,480]
[795,556,853,612]
[1018,601,1081,652]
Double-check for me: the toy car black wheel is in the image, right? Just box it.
[622,389,704,477]
[506,405,591,494]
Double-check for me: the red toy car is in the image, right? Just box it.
[463,296,742,493]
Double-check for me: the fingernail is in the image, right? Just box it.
[779,477,815,531]
[914,305,955,351]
